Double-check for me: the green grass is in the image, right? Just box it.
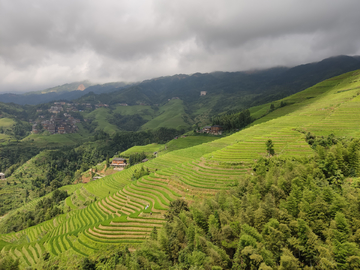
[84,108,120,134]
[0,117,16,127]
[157,135,220,156]
[113,105,156,121]
[0,133,12,143]
[120,143,163,157]
[21,133,86,147]
[141,99,191,130]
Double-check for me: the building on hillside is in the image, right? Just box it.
[111,158,127,170]
[210,125,223,135]
[57,126,66,134]
[0,172,5,180]
[95,103,109,108]
[48,124,56,134]
[201,126,211,133]
[200,91,207,96]
[200,125,223,135]
[32,124,39,134]
[48,105,63,114]
[142,158,149,163]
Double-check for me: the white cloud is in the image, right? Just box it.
[1,0,360,93]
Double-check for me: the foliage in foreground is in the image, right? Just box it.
[18,136,360,269]
[0,190,68,234]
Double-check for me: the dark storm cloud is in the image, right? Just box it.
[1,0,360,93]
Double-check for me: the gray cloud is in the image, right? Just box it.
[1,0,360,93]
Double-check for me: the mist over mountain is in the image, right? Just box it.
[1,55,359,108]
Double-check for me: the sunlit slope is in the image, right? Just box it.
[2,70,360,268]
[120,136,220,158]
[140,99,192,130]
[208,70,360,163]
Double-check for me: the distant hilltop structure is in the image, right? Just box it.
[77,84,86,91]
[200,91,207,96]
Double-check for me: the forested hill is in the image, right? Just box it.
[1,55,360,109]
[76,56,360,113]
[1,68,360,269]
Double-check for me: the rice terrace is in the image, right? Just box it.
[1,68,360,268]
[2,1,360,268]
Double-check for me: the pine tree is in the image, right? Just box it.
[266,139,275,156]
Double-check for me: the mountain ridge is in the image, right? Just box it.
[1,55,360,108]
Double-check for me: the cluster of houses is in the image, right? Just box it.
[49,105,63,114]
[199,125,223,135]
[95,103,109,108]
[32,115,80,134]
[31,101,114,135]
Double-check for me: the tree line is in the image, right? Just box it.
[212,109,252,131]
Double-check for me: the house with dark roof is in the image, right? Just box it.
[111,158,127,170]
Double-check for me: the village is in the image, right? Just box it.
[30,101,110,135]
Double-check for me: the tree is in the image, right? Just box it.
[106,154,110,168]
[266,139,275,156]
[81,258,96,270]
[270,104,275,112]
[0,255,19,270]
[164,199,189,221]
[150,226,158,240]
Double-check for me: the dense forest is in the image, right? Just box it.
[212,109,252,131]
[0,190,68,233]
[1,134,359,269]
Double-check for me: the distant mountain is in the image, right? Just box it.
[0,81,130,105]
[1,55,360,113]
[76,55,360,116]
[24,80,93,95]
[251,55,360,105]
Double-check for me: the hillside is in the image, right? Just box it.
[1,69,360,268]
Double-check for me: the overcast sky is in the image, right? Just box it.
[1,0,360,93]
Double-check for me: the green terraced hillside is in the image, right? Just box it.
[2,70,360,268]
[140,99,192,130]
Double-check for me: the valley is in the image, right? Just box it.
[1,59,360,268]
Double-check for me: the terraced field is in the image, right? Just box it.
[2,70,360,268]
